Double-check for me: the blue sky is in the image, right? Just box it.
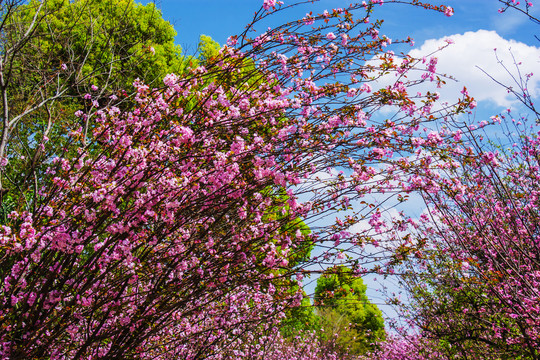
[149,1,539,50]
[147,0,540,115]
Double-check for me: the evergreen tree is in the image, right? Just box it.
[315,266,386,356]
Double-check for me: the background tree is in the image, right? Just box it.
[197,34,221,64]
[314,266,385,357]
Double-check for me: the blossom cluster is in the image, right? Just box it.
[0,1,469,358]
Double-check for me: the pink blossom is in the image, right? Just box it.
[303,13,314,25]
[263,0,276,10]
[360,83,372,93]
[227,36,238,46]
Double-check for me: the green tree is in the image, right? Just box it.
[314,266,386,356]
[197,34,221,64]
[263,188,318,337]
[8,0,185,95]
[0,0,188,215]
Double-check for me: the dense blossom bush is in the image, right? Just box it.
[379,117,540,360]
[0,0,475,358]
[362,335,444,360]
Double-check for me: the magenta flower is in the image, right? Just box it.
[263,0,276,10]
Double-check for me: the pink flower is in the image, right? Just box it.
[341,33,348,45]
[444,6,454,16]
[360,83,372,93]
[27,292,37,306]
[178,126,194,143]
[227,36,238,46]
[263,0,276,10]
[303,14,314,25]
[326,32,337,40]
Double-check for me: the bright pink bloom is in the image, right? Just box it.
[263,0,276,10]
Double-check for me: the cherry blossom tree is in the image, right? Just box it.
[0,0,469,358]
[366,3,540,359]
[380,115,540,359]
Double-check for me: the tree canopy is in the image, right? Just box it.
[315,266,385,356]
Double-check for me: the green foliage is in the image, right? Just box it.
[198,35,221,63]
[281,266,385,355]
[5,0,188,152]
[259,186,314,268]
[286,218,313,267]
[10,0,185,93]
[281,295,320,338]
[259,187,317,338]
[314,266,386,356]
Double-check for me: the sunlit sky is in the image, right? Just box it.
[143,0,540,321]
[156,0,538,50]
[149,0,540,118]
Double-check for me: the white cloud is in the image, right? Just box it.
[409,30,540,107]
